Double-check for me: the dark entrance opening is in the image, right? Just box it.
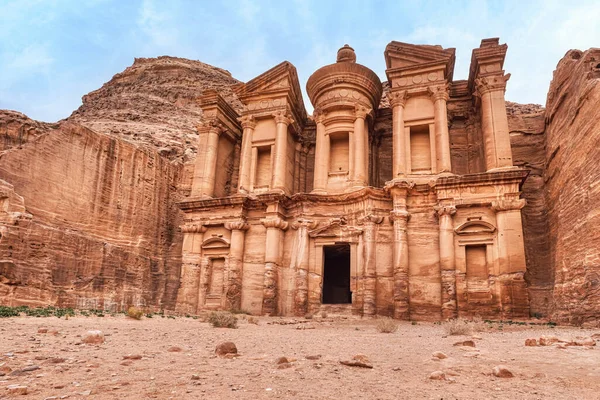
[322,243,351,304]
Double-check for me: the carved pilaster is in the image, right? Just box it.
[260,216,288,315]
[434,204,457,320]
[290,219,317,316]
[359,213,383,316]
[224,219,249,311]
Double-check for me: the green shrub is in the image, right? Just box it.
[127,306,144,320]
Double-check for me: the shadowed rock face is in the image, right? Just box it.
[545,49,600,324]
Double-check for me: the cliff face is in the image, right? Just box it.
[545,49,600,324]
[68,56,243,163]
[506,102,552,316]
[0,56,243,311]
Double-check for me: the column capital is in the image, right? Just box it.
[238,115,256,130]
[359,214,384,225]
[475,73,511,96]
[384,178,416,194]
[181,223,207,233]
[291,218,318,230]
[491,198,526,212]
[355,105,372,120]
[428,84,450,102]
[261,216,289,231]
[313,107,327,124]
[389,90,408,108]
[389,209,410,222]
[207,119,225,136]
[434,204,457,218]
[224,219,249,231]
[273,111,294,126]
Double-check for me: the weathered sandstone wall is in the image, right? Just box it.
[545,49,600,324]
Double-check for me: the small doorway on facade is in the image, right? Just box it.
[322,243,351,304]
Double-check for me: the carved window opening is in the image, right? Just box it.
[322,243,351,304]
[254,145,271,189]
[328,131,349,175]
[207,257,225,297]
[409,124,432,173]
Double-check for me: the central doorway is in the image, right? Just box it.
[322,243,351,304]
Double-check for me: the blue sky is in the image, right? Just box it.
[1,0,599,122]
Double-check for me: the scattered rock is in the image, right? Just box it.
[296,324,315,330]
[123,354,143,360]
[167,346,183,353]
[37,328,48,334]
[47,357,66,364]
[454,340,475,347]
[215,341,237,357]
[340,354,373,369]
[81,330,104,345]
[120,360,133,366]
[539,335,559,346]
[573,337,596,346]
[525,338,538,346]
[277,362,292,369]
[191,374,200,380]
[429,371,445,380]
[432,351,447,360]
[305,355,321,360]
[275,357,289,364]
[492,365,514,378]
[7,385,28,395]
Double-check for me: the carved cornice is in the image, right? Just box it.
[389,90,408,108]
[181,223,207,233]
[238,115,256,130]
[224,220,249,231]
[273,110,294,126]
[491,198,526,212]
[355,105,372,120]
[428,84,450,102]
[261,216,289,231]
[474,74,511,96]
[434,205,457,218]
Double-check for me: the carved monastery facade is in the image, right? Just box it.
[177,39,530,320]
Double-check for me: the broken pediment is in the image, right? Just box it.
[454,220,496,236]
[384,41,456,82]
[233,61,307,124]
[201,236,230,250]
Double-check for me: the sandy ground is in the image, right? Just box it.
[1,314,600,399]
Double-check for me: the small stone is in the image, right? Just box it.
[492,365,514,378]
[81,330,104,345]
[277,362,292,369]
[123,354,142,360]
[340,354,373,369]
[539,335,559,346]
[574,337,595,346]
[275,357,289,364]
[7,385,28,395]
[429,371,445,380]
[79,390,91,396]
[167,346,183,353]
[215,342,237,357]
[454,340,475,347]
[305,355,321,360]
[525,338,538,346]
[48,357,66,364]
[191,374,200,380]
[120,360,133,366]
[38,328,48,334]
[432,351,448,359]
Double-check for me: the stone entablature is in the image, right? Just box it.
[177,38,531,320]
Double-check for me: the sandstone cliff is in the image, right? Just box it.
[68,56,243,163]
[545,49,600,324]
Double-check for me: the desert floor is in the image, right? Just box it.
[1,314,599,399]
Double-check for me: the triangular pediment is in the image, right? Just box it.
[385,41,455,79]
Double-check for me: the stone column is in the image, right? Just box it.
[224,220,249,311]
[249,146,258,191]
[353,106,370,187]
[177,223,207,314]
[476,74,513,171]
[291,219,316,316]
[237,116,256,194]
[361,214,383,316]
[430,86,452,173]
[435,205,457,319]
[271,112,294,192]
[261,216,288,315]
[390,90,408,178]
[312,110,329,193]
[198,121,223,198]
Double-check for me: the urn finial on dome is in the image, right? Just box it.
[336,44,356,63]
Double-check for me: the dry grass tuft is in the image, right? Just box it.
[208,311,238,329]
[127,306,144,320]
[247,316,259,325]
[376,318,399,333]
[443,318,487,335]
